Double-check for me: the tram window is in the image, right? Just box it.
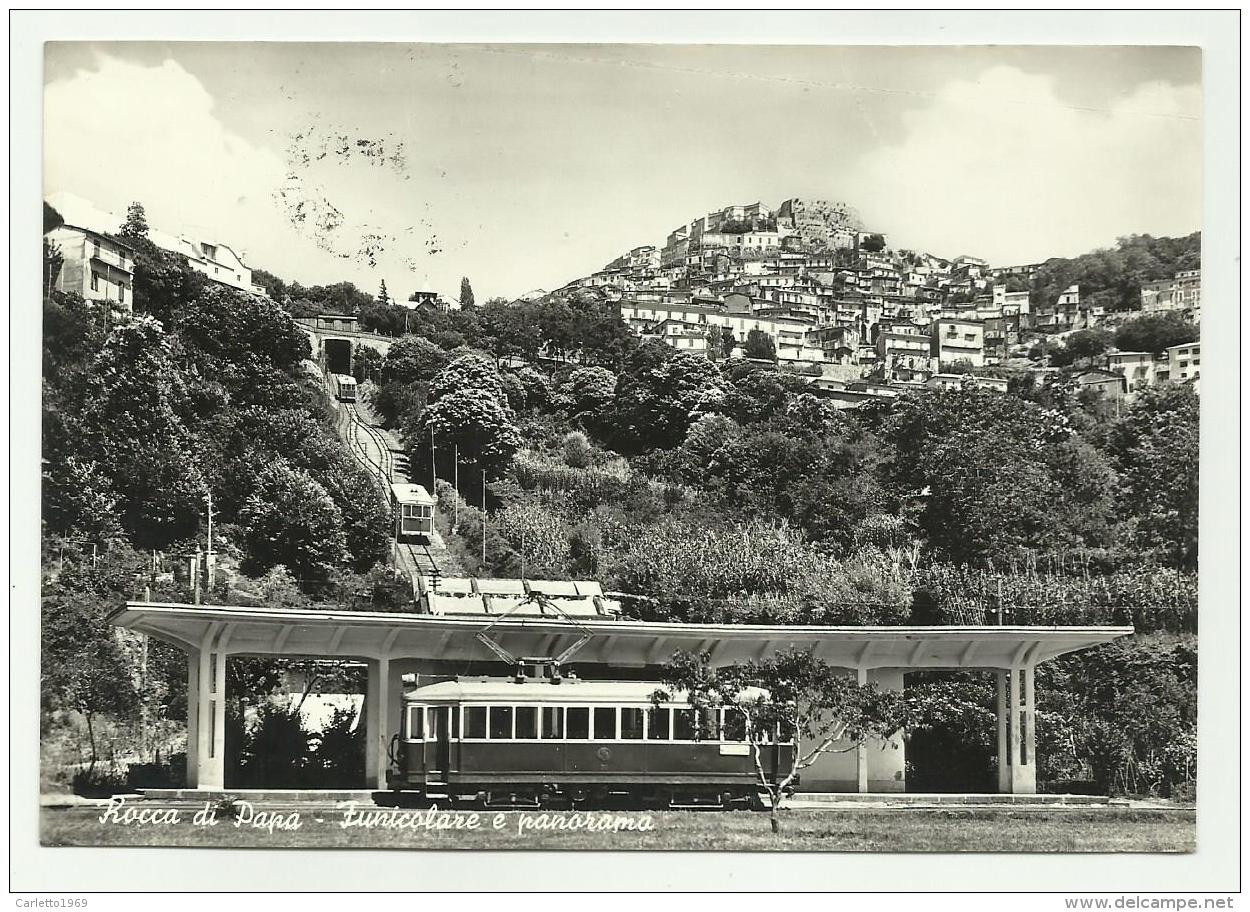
[647,707,671,740]
[620,707,644,740]
[406,705,424,740]
[722,709,747,742]
[699,707,719,740]
[566,707,590,739]
[592,707,616,740]
[673,709,696,741]
[515,706,538,740]
[489,706,514,740]
[541,707,563,739]
[464,706,487,739]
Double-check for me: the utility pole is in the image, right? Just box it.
[204,490,216,592]
[429,422,437,493]
[481,469,487,568]
[453,444,459,532]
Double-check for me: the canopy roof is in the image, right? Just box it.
[109,602,1132,670]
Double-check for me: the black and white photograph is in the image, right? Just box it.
[11,9,1240,900]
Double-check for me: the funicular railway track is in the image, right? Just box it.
[344,403,395,488]
[337,393,442,585]
[400,542,440,579]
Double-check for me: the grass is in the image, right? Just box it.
[41,804,1194,852]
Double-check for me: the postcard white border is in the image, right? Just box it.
[8,8,1240,895]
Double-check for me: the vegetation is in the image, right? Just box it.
[39,200,1200,800]
[1028,232,1201,313]
[657,650,909,833]
[1114,312,1200,355]
[40,201,391,784]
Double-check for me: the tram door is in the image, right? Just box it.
[425,707,453,782]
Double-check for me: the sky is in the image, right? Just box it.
[43,43,1202,302]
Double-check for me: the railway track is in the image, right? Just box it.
[344,403,394,487]
[400,541,441,579]
[340,396,442,583]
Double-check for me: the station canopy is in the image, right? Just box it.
[110,601,1132,670]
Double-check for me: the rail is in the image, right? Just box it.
[343,402,394,494]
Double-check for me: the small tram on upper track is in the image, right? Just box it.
[387,674,795,809]
[332,372,357,402]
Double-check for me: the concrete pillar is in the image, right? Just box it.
[194,645,215,788]
[195,648,227,789]
[995,670,1009,793]
[998,665,1037,795]
[1013,665,1037,794]
[855,667,869,793]
[186,651,200,787]
[365,657,390,789]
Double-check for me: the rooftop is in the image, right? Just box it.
[109,601,1133,670]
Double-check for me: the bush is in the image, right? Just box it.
[234,703,313,788]
[561,431,593,469]
[308,705,364,788]
[72,765,130,797]
[126,752,187,790]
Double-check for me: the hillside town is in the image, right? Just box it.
[567,197,1201,407]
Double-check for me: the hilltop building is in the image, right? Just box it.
[45,224,134,312]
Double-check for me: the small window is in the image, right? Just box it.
[489,706,513,740]
[620,708,644,740]
[464,706,487,739]
[118,282,125,303]
[515,706,538,740]
[647,707,671,741]
[722,709,747,742]
[674,709,697,741]
[93,239,100,257]
[541,707,563,739]
[406,705,424,740]
[90,272,100,292]
[566,707,590,739]
[592,707,616,740]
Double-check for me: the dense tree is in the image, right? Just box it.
[288,280,374,315]
[381,335,449,386]
[351,346,384,383]
[743,328,777,361]
[1030,232,1201,313]
[70,316,207,549]
[611,350,727,452]
[251,267,287,303]
[416,387,522,480]
[377,279,391,308]
[563,366,617,425]
[860,233,886,253]
[1108,384,1199,569]
[119,201,149,240]
[459,276,475,308]
[1059,328,1114,366]
[173,284,311,374]
[1114,312,1199,355]
[881,389,1118,564]
[238,461,347,581]
[44,200,64,233]
[41,585,140,771]
[478,298,544,361]
[123,234,210,324]
[428,353,506,404]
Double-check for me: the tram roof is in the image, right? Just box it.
[401,677,765,703]
[109,601,1132,670]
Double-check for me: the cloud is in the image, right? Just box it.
[44,56,320,277]
[850,66,1202,263]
